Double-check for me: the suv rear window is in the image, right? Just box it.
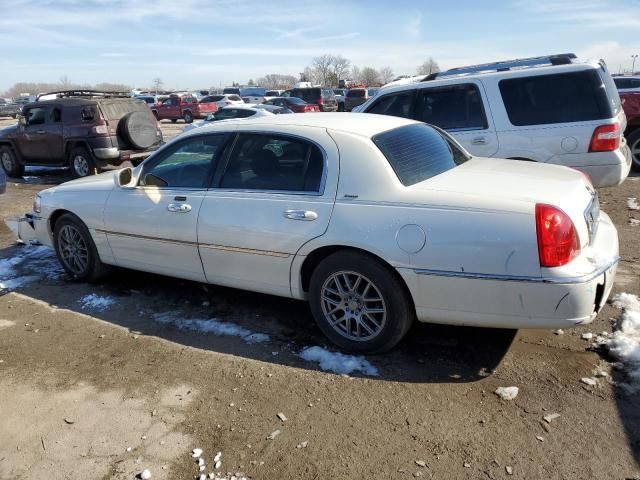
[373,124,463,186]
[347,89,365,98]
[290,88,320,104]
[499,70,615,126]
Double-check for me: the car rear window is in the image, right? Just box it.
[240,87,266,97]
[223,88,240,95]
[347,89,365,98]
[499,70,615,126]
[290,88,320,104]
[372,124,462,186]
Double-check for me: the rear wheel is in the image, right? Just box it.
[183,111,193,124]
[171,119,177,124]
[0,146,24,178]
[68,146,95,178]
[337,102,345,112]
[309,250,414,353]
[628,128,640,172]
[53,213,111,282]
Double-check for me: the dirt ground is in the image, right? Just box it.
[1,116,639,480]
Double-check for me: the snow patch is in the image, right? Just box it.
[0,245,62,290]
[153,312,270,344]
[299,346,378,376]
[604,293,640,392]
[628,198,640,210]
[80,294,115,312]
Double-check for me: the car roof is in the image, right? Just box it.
[183,112,416,138]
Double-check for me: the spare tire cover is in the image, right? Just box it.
[120,111,157,149]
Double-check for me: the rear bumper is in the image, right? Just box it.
[548,145,632,187]
[399,212,619,329]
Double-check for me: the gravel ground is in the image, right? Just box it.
[0,116,639,479]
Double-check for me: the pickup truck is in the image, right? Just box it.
[152,94,218,123]
[621,91,640,171]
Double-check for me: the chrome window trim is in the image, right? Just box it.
[413,256,619,285]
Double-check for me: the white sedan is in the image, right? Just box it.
[17,114,619,353]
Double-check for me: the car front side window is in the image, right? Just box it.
[140,135,228,189]
[219,133,324,193]
[25,107,47,126]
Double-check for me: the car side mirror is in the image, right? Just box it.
[115,167,136,189]
[18,115,26,127]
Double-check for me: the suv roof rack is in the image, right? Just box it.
[423,53,577,81]
[36,90,130,101]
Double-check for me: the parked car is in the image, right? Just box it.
[345,88,379,111]
[182,104,291,133]
[282,87,338,112]
[153,94,218,123]
[0,165,5,194]
[240,87,267,104]
[263,97,319,112]
[333,89,347,111]
[222,87,241,96]
[613,76,640,93]
[199,94,244,109]
[15,113,618,353]
[0,90,163,178]
[357,54,631,188]
[621,91,640,171]
[135,95,158,109]
[0,99,21,118]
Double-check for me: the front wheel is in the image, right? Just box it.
[183,111,193,124]
[309,250,414,353]
[68,146,95,178]
[628,129,640,172]
[53,213,111,282]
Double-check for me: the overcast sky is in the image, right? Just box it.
[1,0,639,91]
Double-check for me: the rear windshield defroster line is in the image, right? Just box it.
[372,123,459,186]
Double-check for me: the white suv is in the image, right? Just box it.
[357,54,631,187]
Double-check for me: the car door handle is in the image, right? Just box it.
[284,209,318,221]
[471,137,488,145]
[167,203,192,213]
[36,130,45,134]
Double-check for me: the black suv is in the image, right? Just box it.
[282,87,338,112]
[0,90,163,178]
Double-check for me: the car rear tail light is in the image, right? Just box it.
[317,97,324,105]
[589,124,620,152]
[535,204,580,267]
[91,125,108,135]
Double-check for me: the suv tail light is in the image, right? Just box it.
[91,125,108,135]
[317,97,324,105]
[535,204,580,267]
[589,124,620,152]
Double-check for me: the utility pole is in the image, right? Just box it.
[632,54,638,75]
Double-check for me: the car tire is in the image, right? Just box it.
[309,250,414,354]
[68,146,95,178]
[152,110,159,120]
[183,111,193,124]
[337,103,345,112]
[53,213,111,282]
[171,119,177,124]
[0,145,24,178]
[628,128,640,172]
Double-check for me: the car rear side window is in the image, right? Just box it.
[373,124,462,186]
[220,133,324,193]
[367,92,414,118]
[499,70,614,126]
[416,84,488,130]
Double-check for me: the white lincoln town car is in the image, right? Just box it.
[16,113,618,353]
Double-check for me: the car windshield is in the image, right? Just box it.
[240,87,266,97]
[372,123,468,186]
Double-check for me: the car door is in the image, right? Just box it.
[197,127,338,297]
[414,82,499,157]
[16,105,51,161]
[103,133,231,282]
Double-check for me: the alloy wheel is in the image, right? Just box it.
[73,154,89,177]
[1,151,13,172]
[58,225,89,275]
[320,271,387,341]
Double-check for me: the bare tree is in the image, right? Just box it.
[350,65,362,84]
[256,74,297,89]
[379,66,395,84]
[152,77,163,94]
[417,57,440,75]
[59,75,72,89]
[332,55,351,84]
[360,67,381,86]
[312,54,334,86]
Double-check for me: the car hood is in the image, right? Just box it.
[0,124,19,137]
[45,170,118,194]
